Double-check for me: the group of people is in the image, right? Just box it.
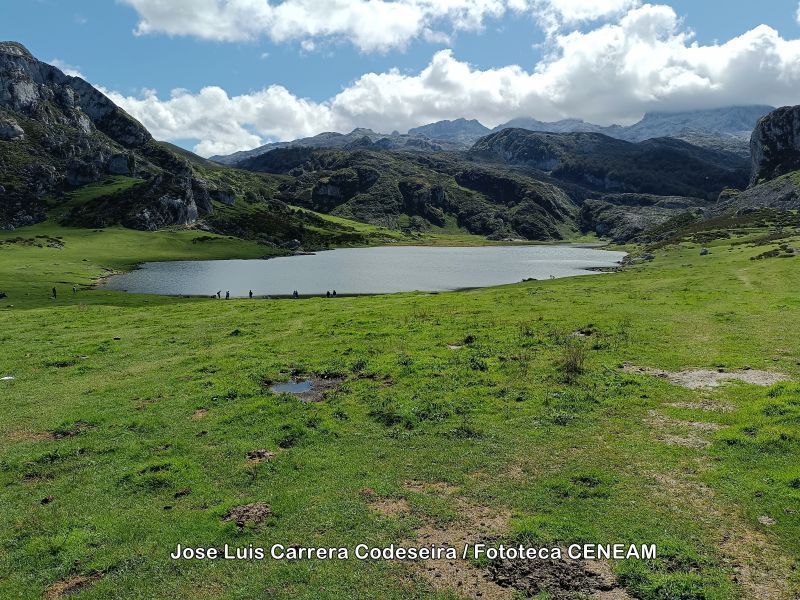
[50,286,78,299]
[212,290,338,299]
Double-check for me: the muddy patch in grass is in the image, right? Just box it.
[269,375,343,403]
[45,573,103,599]
[223,502,272,528]
[368,481,631,599]
[488,554,631,600]
[622,363,787,389]
[51,421,93,439]
[414,499,513,600]
[190,408,208,421]
[246,449,276,463]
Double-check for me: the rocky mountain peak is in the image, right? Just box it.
[0,41,34,59]
[750,105,800,185]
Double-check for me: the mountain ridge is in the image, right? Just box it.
[211,106,773,165]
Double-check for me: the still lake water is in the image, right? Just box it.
[104,245,626,297]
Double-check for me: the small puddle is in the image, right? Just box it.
[268,376,343,403]
[270,380,314,394]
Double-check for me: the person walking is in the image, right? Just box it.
[225,291,230,300]
[217,291,221,299]
[249,290,253,299]
[52,287,56,299]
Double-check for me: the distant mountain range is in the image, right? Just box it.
[211,106,773,165]
[4,40,799,246]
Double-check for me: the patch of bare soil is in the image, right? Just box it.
[488,554,631,600]
[5,430,54,442]
[389,481,630,600]
[190,408,208,421]
[45,573,103,599]
[622,363,787,389]
[667,400,734,413]
[415,501,514,600]
[222,502,272,528]
[650,471,794,598]
[404,480,460,495]
[246,449,276,463]
[645,410,723,449]
[369,497,411,518]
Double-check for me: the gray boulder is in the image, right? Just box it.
[0,117,24,140]
[108,153,134,175]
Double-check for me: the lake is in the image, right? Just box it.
[103,245,626,297]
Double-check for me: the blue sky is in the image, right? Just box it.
[3,1,800,155]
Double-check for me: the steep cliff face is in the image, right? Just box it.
[750,106,800,185]
[0,41,208,229]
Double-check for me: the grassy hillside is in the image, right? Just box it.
[239,147,578,241]
[0,219,798,598]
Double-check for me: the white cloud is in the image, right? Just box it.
[106,4,800,156]
[50,59,85,79]
[103,85,338,156]
[119,0,634,53]
[797,2,800,24]
[120,0,509,52]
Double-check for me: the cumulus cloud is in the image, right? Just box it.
[107,4,800,156]
[121,0,509,52]
[120,0,637,52]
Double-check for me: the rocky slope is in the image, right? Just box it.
[469,129,749,200]
[493,107,772,157]
[712,105,800,214]
[0,41,213,229]
[210,128,464,165]
[408,119,490,145]
[238,147,578,240]
[0,42,365,247]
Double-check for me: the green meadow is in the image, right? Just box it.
[0,218,798,599]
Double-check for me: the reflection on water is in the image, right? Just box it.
[270,380,314,394]
[104,245,626,297]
